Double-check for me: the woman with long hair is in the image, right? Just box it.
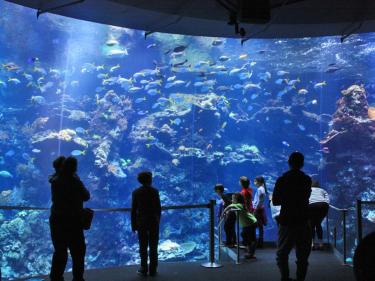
[253,176,268,248]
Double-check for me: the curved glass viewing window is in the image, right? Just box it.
[0,1,375,279]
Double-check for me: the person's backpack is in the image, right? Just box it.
[81,208,94,230]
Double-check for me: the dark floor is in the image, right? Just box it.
[21,248,355,281]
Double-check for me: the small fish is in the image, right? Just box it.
[31,95,46,105]
[167,75,176,82]
[282,141,290,147]
[244,83,261,90]
[239,54,248,60]
[297,124,306,131]
[32,148,41,153]
[135,97,147,104]
[129,87,142,93]
[147,43,157,49]
[218,56,230,62]
[283,119,292,124]
[5,150,15,157]
[212,39,224,46]
[0,170,13,178]
[71,150,85,156]
[147,89,160,96]
[277,70,289,76]
[105,38,119,46]
[75,127,86,134]
[238,71,253,80]
[298,89,309,95]
[8,78,21,84]
[314,81,327,89]
[110,64,120,72]
[170,118,182,126]
[311,99,318,105]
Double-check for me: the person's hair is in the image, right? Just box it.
[255,176,268,196]
[288,151,304,169]
[61,156,77,176]
[233,193,244,204]
[53,156,65,173]
[137,171,152,186]
[240,176,250,188]
[214,184,224,193]
[311,180,320,187]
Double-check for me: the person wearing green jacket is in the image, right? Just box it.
[223,193,258,259]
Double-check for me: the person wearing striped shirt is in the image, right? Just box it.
[308,180,330,250]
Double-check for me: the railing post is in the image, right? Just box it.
[333,226,337,248]
[326,212,330,244]
[236,210,241,264]
[218,216,222,263]
[201,200,222,268]
[342,210,347,264]
[356,199,363,243]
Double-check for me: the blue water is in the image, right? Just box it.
[1,1,375,279]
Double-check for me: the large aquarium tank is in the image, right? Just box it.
[1,1,375,279]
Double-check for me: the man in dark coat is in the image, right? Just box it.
[49,156,90,281]
[131,171,161,276]
[272,152,312,281]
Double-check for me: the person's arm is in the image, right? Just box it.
[256,190,265,209]
[77,178,90,201]
[272,178,283,206]
[156,190,161,222]
[323,189,330,204]
[131,191,137,232]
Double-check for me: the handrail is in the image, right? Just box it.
[217,208,241,264]
[0,203,210,212]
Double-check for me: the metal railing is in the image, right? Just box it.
[356,200,375,243]
[217,208,241,264]
[328,204,355,265]
[0,200,223,279]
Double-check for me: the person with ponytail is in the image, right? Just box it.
[253,176,268,248]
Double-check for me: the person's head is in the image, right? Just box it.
[137,171,152,186]
[232,193,244,204]
[53,156,65,173]
[288,151,304,170]
[214,184,224,196]
[239,176,250,189]
[311,180,320,187]
[61,156,77,176]
[254,176,265,187]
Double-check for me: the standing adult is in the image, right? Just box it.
[214,184,236,247]
[253,176,268,248]
[272,152,312,281]
[309,180,330,250]
[131,171,161,276]
[49,156,90,281]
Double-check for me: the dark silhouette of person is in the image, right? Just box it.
[131,171,161,276]
[272,152,312,281]
[353,232,375,281]
[214,184,236,247]
[49,156,65,183]
[49,156,90,281]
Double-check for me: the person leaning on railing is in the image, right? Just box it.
[214,183,236,247]
[223,193,257,260]
[308,180,330,250]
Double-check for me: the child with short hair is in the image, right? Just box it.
[224,193,257,259]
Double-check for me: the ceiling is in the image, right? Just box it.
[6,0,375,39]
